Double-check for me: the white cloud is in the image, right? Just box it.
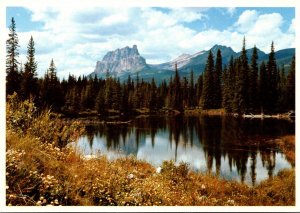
[100,13,129,26]
[288,18,295,33]
[234,10,258,33]
[226,7,236,16]
[14,7,294,79]
[232,11,294,53]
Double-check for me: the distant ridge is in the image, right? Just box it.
[89,44,295,82]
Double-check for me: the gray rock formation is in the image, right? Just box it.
[93,45,147,74]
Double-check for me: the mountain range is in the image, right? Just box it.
[89,44,295,82]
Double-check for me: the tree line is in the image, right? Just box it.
[6,18,295,116]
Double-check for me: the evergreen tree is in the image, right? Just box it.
[95,86,106,115]
[167,76,173,108]
[182,76,188,108]
[196,74,203,107]
[21,36,38,100]
[40,59,63,110]
[227,56,235,111]
[286,56,295,111]
[201,50,215,109]
[276,65,288,112]
[249,46,259,112]
[240,37,249,112]
[188,70,195,108]
[259,61,267,113]
[120,83,129,114]
[172,63,183,111]
[112,79,121,110]
[222,65,231,112]
[6,17,21,96]
[232,58,243,113]
[214,49,222,108]
[149,78,157,112]
[266,41,278,113]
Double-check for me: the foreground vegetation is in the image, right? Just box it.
[6,94,295,206]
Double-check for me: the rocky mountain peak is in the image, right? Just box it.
[94,45,147,74]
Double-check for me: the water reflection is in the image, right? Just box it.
[74,115,294,186]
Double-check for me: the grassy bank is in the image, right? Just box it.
[6,94,295,206]
[6,134,295,206]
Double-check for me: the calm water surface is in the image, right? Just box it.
[73,115,294,186]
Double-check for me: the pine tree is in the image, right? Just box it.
[120,83,129,114]
[214,49,222,108]
[249,46,259,112]
[240,37,249,112]
[149,78,157,112]
[266,41,278,113]
[6,17,21,96]
[196,74,203,107]
[40,59,62,110]
[21,36,38,100]
[222,65,231,112]
[182,76,188,108]
[227,56,235,111]
[201,50,214,109]
[167,76,173,108]
[172,63,183,111]
[188,70,195,108]
[232,58,243,113]
[259,61,267,113]
[276,65,288,112]
[286,56,295,111]
[95,82,105,115]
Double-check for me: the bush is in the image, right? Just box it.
[6,92,37,135]
[6,93,84,146]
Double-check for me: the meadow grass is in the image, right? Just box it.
[6,94,295,206]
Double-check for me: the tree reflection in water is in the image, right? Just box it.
[78,115,294,186]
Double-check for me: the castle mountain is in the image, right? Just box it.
[90,44,295,82]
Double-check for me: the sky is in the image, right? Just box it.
[6,7,295,79]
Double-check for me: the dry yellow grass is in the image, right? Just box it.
[5,94,295,206]
[275,135,295,166]
[6,131,295,206]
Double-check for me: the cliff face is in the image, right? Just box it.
[93,45,147,74]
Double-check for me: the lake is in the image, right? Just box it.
[72,115,294,186]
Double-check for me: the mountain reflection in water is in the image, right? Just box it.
[74,115,294,186]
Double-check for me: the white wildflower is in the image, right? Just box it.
[127,174,134,179]
[227,199,235,205]
[156,167,162,174]
[201,184,206,189]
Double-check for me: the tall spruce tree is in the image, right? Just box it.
[286,56,295,111]
[240,37,249,113]
[276,65,288,112]
[222,65,231,112]
[21,36,38,100]
[214,49,222,109]
[6,17,21,96]
[201,50,214,109]
[266,41,278,113]
[149,78,157,112]
[249,46,259,112]
[196,74,203,107]
[259,61,267,113]
[233,58,244,113]
[227,56,235,111]
[172,63,183,111]
[188,70,195,108]
[40,59,63,110]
